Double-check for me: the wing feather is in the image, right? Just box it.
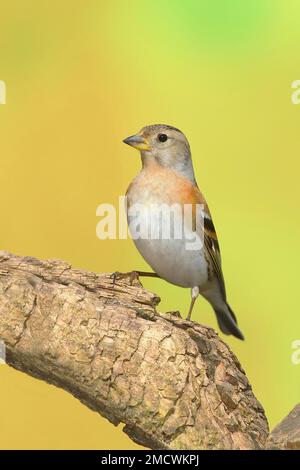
[189,184,227,300]
[203,213,227,300]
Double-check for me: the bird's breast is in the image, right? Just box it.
[126,168,209,288]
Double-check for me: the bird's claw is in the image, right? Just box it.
[110,271,140,287]
[110,271,120,287]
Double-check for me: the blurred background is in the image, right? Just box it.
[0,0,299,449]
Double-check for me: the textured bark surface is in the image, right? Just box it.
[266,404,300,450]
[0,251,269,450]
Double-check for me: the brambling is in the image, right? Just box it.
[123,124,244,340]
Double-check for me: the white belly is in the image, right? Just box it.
[133,237,208,288]
[127,204,208,288]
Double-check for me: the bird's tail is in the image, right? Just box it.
[214,303,244,340]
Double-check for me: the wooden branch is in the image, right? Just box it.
[0,251,270,450]
[266,404,300,450]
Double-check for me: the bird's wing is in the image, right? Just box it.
[192,186,226,300]
[203,211,226,299]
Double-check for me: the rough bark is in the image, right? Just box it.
[0,251,269,450]
[266,404,300,450]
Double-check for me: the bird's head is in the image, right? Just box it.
[123,124,194,180]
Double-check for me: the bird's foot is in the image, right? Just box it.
[166,310,181,318]
[110,271,140,287]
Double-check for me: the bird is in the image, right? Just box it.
[123,124,244,340]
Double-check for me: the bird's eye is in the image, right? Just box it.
[158,133,168,142]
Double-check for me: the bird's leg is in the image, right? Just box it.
[127,271,160,285]
[186,286,200,321]
[135,271,160,278]
[110,271,160,287]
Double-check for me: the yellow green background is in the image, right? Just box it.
[0,0,299,449]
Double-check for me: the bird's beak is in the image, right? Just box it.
[123,134,151,151]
